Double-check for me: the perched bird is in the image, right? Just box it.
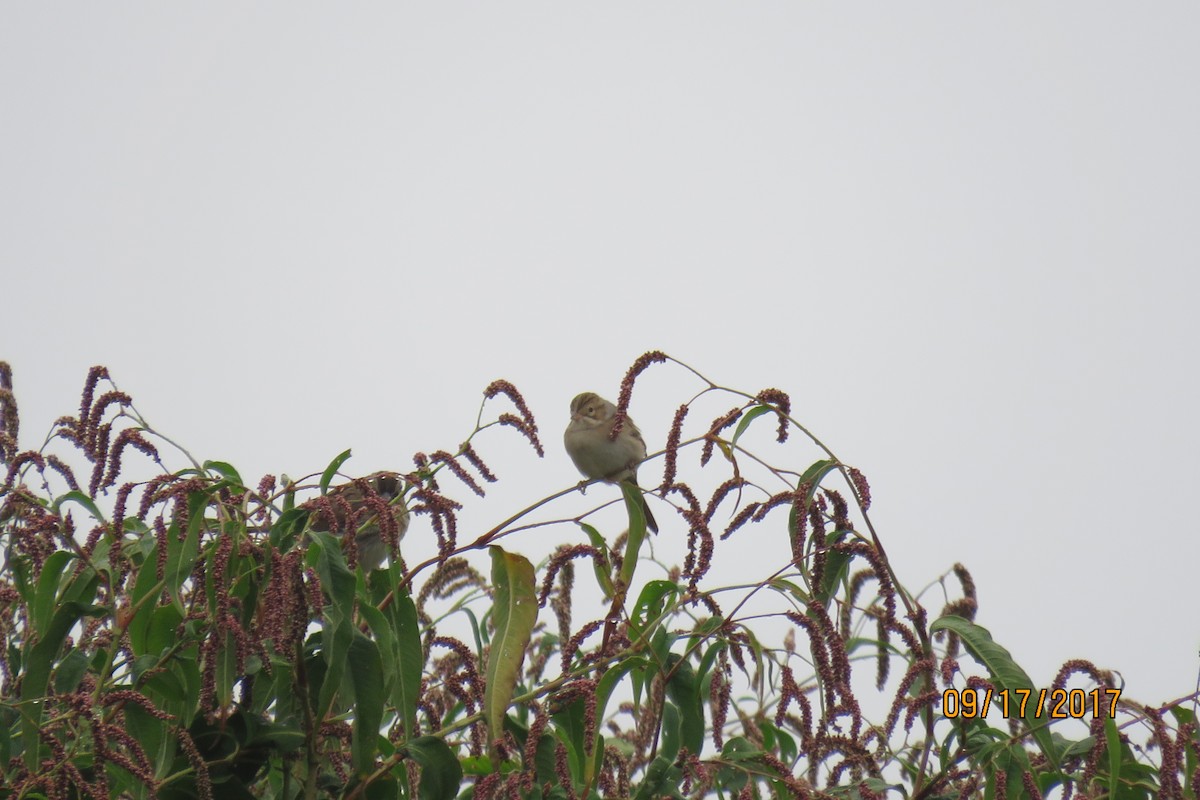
[305,471,409,571]
[563,392,659,533]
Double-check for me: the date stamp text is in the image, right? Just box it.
[942,687,1121,720]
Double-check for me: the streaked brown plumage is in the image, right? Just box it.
[563,392,658,533]
[306,471,409,570]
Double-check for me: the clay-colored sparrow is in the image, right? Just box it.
[563,392,659,533]
[306,471,409,571]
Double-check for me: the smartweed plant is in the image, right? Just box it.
[0,355,1192,799]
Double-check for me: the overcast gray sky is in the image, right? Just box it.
[3,5,1198,712]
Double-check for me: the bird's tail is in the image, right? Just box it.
[641,496,659,534]
[624,477,659,534]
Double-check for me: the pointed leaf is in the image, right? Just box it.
[787,462,836,561]
[163,516,197,608]
[32,550,73,632]
[269,507,309,555]
[146,604,184,657]
[52,490,107,524]
[618,482,649,591]
[203,460,244,487]
[484,547,538,751]
[402,735,463,800]
[632,755,684,800]
[21,598,104,770]
[1104,713,1121,796]
[659,701,682,762]
[53,648,91,694]
[730,405,773,447]
[128,546,166,656]
[580,523,615,599]
[312,531,357,718]
[320,449,353,494]
[361,583,423,743]
[628,580,678,644]
[664,654,704,757]
[815,545,852,607]
[594,658,647,730]
[349,630,385,774]
[931,615,1057,761]
[390,588,424,741]
[796,460,838,497]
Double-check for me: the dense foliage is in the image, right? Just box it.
[0,355,1193,799]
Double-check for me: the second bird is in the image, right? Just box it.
[563,392,659,533]
[307,471,409,571]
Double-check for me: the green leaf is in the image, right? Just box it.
[580,523,615,599]
[664,654,704,758]
[549,691,587,782]
[125,698,172,784]
[648,627,672,678]
[137,651,202,738]
[618,482,648,590]
[484,547,538,754]
[362,775,401,800]
[164,497,202,609]
[461,605,485,655]
[269,507,309,556]
[694,639,725,701]
[991,741,1033,800]
[796,459,838,497]
[1104,713,1121,797]
[61,561,102,608]
[53,647,91,694]
[815,545,852,607]
[517,661,623,787]
[594,658,647,733]
[632,754,684,800]
[128,547,166,657]
[52,490,108,524]
[458,755,495,776]
[659,701,682,762]
[389,587,424,741]
[8,556,33,610]
[759,720,797,764]
[320,449,354,494]
[0,707,10,767]
[147,604,184,657]
[203,460,245,487]
[312,531,357,719]
[358,601,395,673]
[930,615,1057,762]
[20,598,105,771]
[730,404,773,447]
[720,736,765,761]
[215,628,238,710]
[32,550,73,632]
[1170,705,1197,794]
[280,474,297,512]
[528,733,558,788]
[349,631,385,774]
[786,461,837,561]
[628,581,679,644]
[767,577,810,606]
[402,735,463,800]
